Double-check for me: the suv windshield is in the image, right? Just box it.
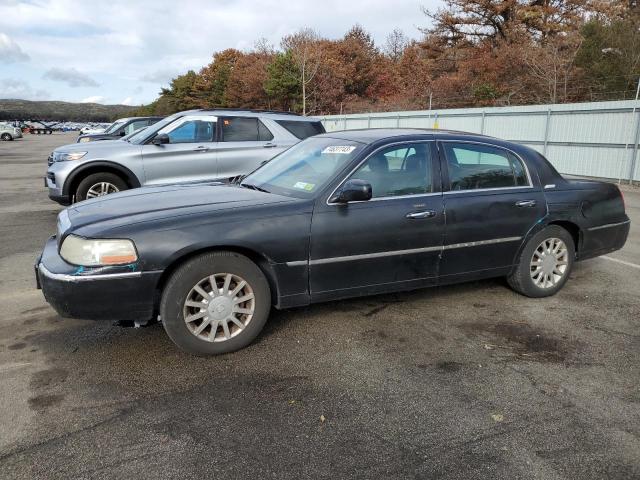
[241,137,363,198]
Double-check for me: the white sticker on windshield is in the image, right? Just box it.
[322,145,356,154]
[293,181,315,191]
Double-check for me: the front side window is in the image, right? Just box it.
[443,142,529,190]
[158,116,217,144]
[221,117,273,142]
[348,143,433,198]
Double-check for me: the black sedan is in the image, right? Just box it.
[76,116,163,143]
[36,129,630,355]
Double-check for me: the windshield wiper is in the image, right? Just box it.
[240,182,270,193]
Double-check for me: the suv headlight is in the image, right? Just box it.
[53,151,87,162]
[60,235,138,266]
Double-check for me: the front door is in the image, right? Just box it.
[438,141,546,278]
[141,115,218,185]
[309,141,444,299]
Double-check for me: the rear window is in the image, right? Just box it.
[221,117,274,142]
[276,120,325,140]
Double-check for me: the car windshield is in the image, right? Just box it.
[103,120,126,134]
[241,137,364,198]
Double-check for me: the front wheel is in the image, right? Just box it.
[1,133,12,141]
[507,225,575,298]
[74,172,128,202]
[160,251,271,355]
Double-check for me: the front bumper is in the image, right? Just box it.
[36,236,162,321]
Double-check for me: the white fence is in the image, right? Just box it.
[318,100,640,182]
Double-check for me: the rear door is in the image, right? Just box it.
[216,116,285,180]
[141,115,218,185]
[438,140,546,278]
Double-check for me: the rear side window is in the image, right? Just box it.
[443,142,529,190]
[221,117,273,142]
[275,120,325,140]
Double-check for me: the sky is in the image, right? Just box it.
[0,0,440,106]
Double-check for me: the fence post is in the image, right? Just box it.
[628,109,640,183]
[480,110,486,135]
[396,113,400,128]
[543,108,551,156]
[367,114,371,129]
[343,115,347,130]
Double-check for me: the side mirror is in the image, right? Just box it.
[119,130,126,137]
[152,133,170,145]
[330,179,372,204]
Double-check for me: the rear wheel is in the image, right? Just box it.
[74,172,128,202]
[160,251,271,355]
[507,225,575,298]
[1,133,12,141]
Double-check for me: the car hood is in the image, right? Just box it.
[64,183,298,232]
[55,138,131,154]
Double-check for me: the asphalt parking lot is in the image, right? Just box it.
[0,132,639,479]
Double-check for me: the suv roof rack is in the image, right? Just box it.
[198,108,301,116]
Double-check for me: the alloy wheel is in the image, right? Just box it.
[86,182,120,198]
[182,273,255,342]
[530,237,569,289]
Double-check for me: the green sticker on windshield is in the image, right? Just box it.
[293,181,315,191]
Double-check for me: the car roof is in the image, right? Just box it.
[113,116,163,122]
[315,128,493,144]
[179,109,317,122]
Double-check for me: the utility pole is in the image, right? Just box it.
[624,77,640,184]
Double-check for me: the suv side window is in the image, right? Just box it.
[443,142,529,191]
[349,143,433,198]
[123,120,149,135]
[221,117,273,142]
[164,119,216,144]
[275,120,325,139]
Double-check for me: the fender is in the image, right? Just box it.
[62,161,142,196]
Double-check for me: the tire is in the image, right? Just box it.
[160,251,271,355]
[74,172,128,202]
[507,225,575,298]
[1,133,12,141]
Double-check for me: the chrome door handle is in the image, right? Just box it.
[515,200,536,208]
[263,143,277,148]
[406,210,436,219]
[193,146,208,152]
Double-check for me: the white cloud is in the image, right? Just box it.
[0,33,29,63]
[43,67,99,87]
[0,0,439,103]
[0,78,49,100]
[81,95,105,104]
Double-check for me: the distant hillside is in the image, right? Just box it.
[0,99,138,122]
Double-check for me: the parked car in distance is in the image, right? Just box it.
[37,129,630,355]
[45,109,326,204]
[0,122,23,141]
[79,124,107,135]
[77,116,163,143]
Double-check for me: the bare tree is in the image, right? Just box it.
[282,28,322,115]
[385,28,408,62]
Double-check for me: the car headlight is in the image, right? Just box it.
[60,235,138,266]
[53,151,87,162]
[78,137,91,143]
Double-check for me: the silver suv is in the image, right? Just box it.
[1,122,23,141]
[46,109,325,204]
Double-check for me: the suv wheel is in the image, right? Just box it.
[1,133,12,141]
[507,225,575,298]
[160,251,271,355]
[74,172,128,202]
